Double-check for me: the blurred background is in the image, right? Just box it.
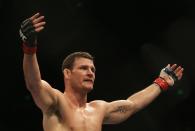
[1,0,195,131]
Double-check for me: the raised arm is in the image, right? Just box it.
[103,64,183,124]
[20,13,58,112]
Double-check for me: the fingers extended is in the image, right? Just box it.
[32,16,45,24]
[174,66,182,73]
[34,22,46,28]
[30,12,40,20]
[176,68,184,80]
[170,64,177,70]
[35,26,44,32]
[30,13,46,32]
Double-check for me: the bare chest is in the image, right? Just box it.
[63,106,103,131]
[43,105,104,131]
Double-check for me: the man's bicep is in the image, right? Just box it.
[103,100,136,124]
[29,80,58,112]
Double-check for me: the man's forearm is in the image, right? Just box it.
[23,54,42,89]
[127,83,161,112]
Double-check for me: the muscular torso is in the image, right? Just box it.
[42,92,106,131]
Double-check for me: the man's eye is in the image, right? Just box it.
[80,66,87,70]
[91,68,96,73]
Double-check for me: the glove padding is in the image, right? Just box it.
[163,67,178,82]
[19,18,37,47]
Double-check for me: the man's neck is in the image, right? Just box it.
[64,88,88,108]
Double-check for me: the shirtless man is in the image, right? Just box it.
[19,13,184,131]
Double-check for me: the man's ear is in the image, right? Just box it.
[63,69,71,79]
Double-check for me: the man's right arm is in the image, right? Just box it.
[21,13,58,112]
[103,64,183,124]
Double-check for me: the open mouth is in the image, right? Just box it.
[83,79,94,83]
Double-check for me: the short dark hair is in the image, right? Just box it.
[61,51,94,72]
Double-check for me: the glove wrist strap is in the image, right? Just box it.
[22,42,37,54]
[153,77,169,91]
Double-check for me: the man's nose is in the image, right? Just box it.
[87,69,94,77]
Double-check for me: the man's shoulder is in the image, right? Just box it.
[88,100,108,107]
[88,100,110,114]
[89,100,106,103]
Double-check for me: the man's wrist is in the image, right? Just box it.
[22,42,37,54]
[153,77,169,91]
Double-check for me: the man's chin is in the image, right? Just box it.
[84,86,93,92]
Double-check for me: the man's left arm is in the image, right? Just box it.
[103,64,183,124]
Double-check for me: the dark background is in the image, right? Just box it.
[1,0,195,131]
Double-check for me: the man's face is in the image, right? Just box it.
[69,57,96,92]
